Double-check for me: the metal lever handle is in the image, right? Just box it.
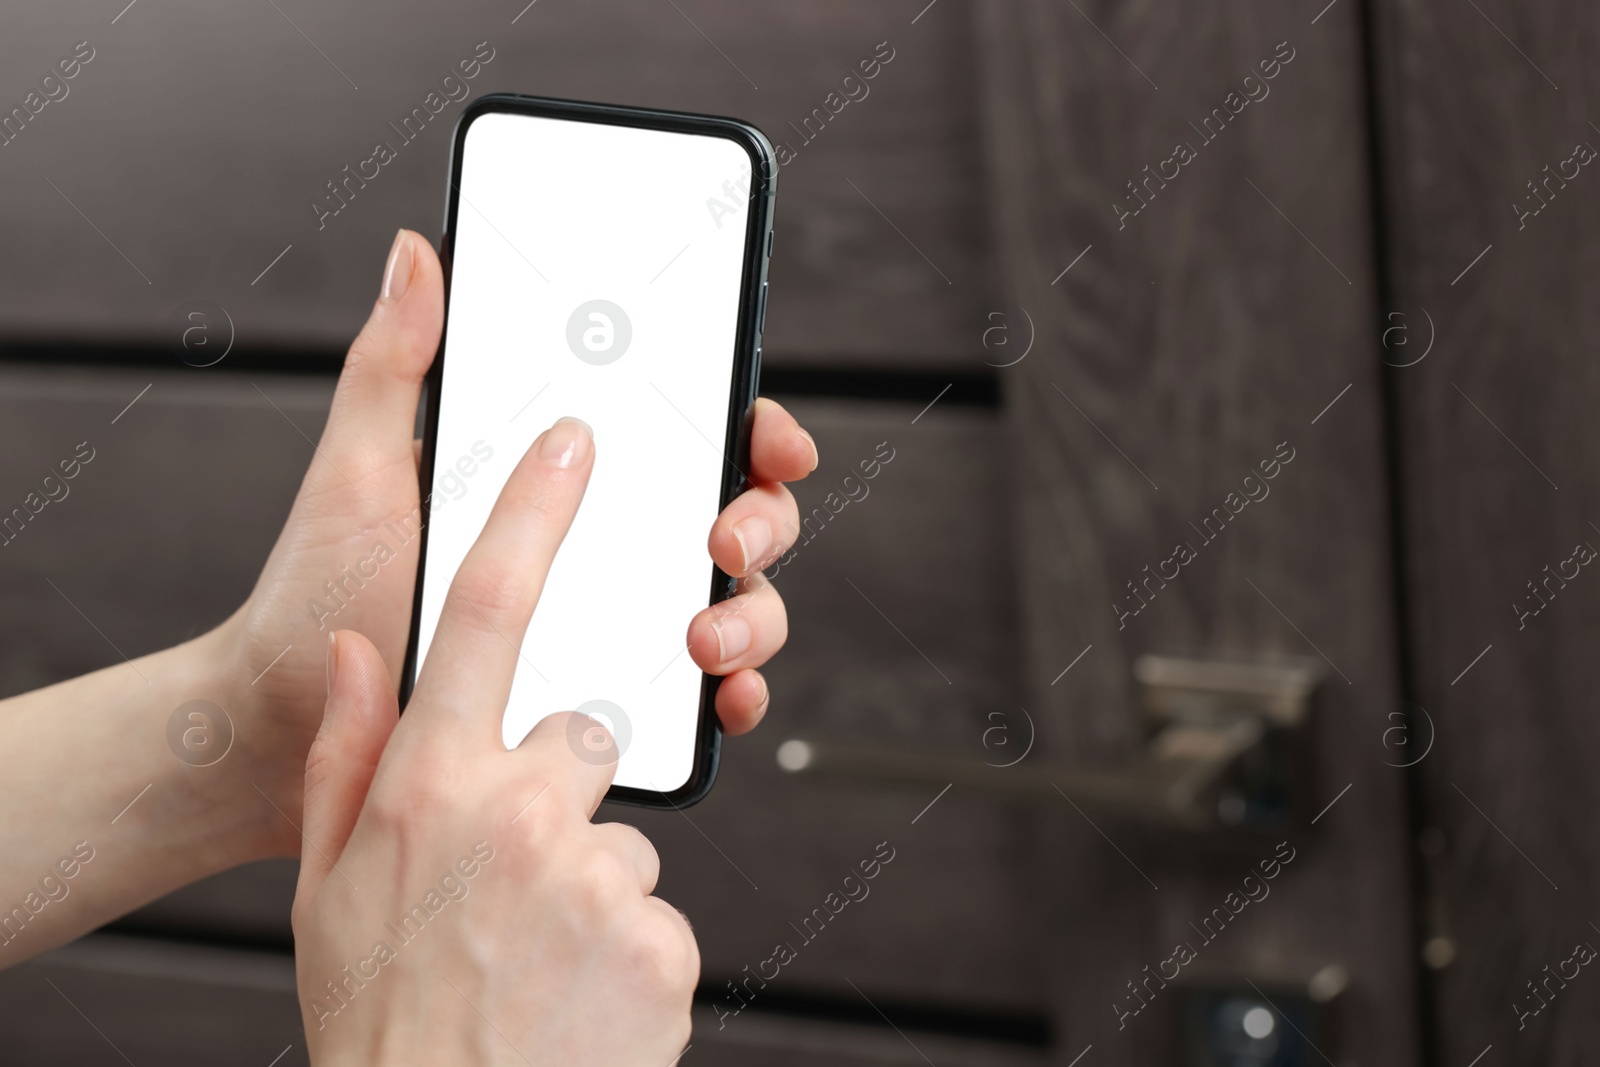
[776,655,1320,831]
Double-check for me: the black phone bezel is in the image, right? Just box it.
[399,92,777,809]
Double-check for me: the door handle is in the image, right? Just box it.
[776,655,1321,831]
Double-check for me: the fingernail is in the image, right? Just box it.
[326,631,340,697]
[732,515,774,574]
[799,428,819,471]
[538,417,592,469]
[757,675,771,714]
[713,613,752,662]
[381,230,414,303]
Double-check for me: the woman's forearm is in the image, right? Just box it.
[0,616,281,964]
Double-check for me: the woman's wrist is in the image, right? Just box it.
[117,617,299,875]
[193,608,317,864]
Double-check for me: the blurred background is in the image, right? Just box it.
[0,0,1593,1064]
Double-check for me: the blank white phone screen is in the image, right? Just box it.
[414,110,754,794]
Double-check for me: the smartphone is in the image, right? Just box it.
[400,94,776,807]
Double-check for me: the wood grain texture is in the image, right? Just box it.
[0,0,987,369]
[1372,0,1600,1061]
[971,0,1423,1062]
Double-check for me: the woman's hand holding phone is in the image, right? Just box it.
[296,415,703,1065]
[224,230,812,855]
[0,223,812,993]
[279,230,815,1059]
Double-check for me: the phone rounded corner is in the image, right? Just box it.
[606,732,723,810]
[449,93,528,166]
[660,762,721,809]
[442,96,507,236]
[707,118,778,199]
[457,92,516,132]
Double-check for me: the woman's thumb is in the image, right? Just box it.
[296,630,399,896]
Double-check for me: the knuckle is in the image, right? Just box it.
[363,786,415,833]
[445,564,526,630]
[627,914,697,995]
[501,476,568,522]
[366,763,453,830]
[748,577,787,630]
[339,325,428,398]
[576,849,636,911]
[774,487,800,543]
[507,791,565,852]
[342,328,384,377]
[614,824,658,866]
[302,728,340,794]
[289,892,336,947]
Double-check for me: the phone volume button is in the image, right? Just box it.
[757,281,769,335]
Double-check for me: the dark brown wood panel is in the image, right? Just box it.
[972,0,1423,1062]
[0,370,1042,1012]
[0,0,986,368]
[0,933,1044,1066]
[0,368,329,689]
[0,934,308,1067]
[1372,0,1600,1062]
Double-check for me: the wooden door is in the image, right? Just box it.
[973,0,1428,1063]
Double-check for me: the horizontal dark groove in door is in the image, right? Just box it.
[0,345,1002,406]
[693,982,1052,1048]
[83,922,1055,1047]
[761,365,998,407]
[105,909,295,954]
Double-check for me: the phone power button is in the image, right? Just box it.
[756,281,768,334]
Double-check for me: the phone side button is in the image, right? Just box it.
[756,280,768,334]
